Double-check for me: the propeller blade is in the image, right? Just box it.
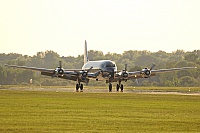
[87,66,93,73]
[150,63,156,70]
[125,64,128,71]
[80,66,93,80]
[59,61,62,68]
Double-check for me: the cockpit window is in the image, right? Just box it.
[105,62,115,67]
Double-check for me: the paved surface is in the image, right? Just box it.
[1,87,199,95]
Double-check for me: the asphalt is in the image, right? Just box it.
[1,87,199,95]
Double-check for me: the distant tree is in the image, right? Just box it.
[16,70,36,84]
[185,53,198,62]
[0,65,7,84]
[122,50,135,61]
[152,50,169,59]
[134,55,157,67]
[129,66,142,71]
[179,76,198,86]
[88,50,104,60]
[1,49,199,86]
[175,60,188,68]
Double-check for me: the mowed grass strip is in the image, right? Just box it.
[0,90,199,132]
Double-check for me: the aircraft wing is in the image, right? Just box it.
[64,69,83,71]
[116,67,197,80]
[4,64,83,72]
[150,67,197,74]
[4,64,101,82]
[4,64,55,73]
[127,71,141,79]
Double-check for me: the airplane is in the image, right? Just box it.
[4,40,197,92]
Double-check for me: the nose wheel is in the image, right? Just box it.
[109,83,112,92]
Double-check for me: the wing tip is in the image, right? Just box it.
[182,67,197,69]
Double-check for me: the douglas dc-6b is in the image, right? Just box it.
[4,40,196,92]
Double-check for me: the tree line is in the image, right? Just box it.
[0,49,199,86]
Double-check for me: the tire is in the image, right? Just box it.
[120,84,124,92]
[76,84,79,92]
[80,84,83,92]
[109,83,112,92]
[116,84,120,92]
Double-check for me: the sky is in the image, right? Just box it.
[0,0,200,57]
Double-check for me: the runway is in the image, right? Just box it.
[1,86,199,96]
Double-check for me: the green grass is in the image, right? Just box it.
[0,90,199,132]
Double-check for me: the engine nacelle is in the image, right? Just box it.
[81,71,87,79]
[140,68,151,78]
[79,71,88,80]
[54,67,64,77]
[122,71,128,78]
[79,67,93,80]
[144,69,151,76]
[58,69,64,74]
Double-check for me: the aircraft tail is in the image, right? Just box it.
[84,40,89,64]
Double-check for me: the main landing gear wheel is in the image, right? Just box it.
[109,83,112,92]
[76,84,79,92]
[76,83,83,92]
[116,84,119,92]
[80,84,83,92]
[121,84,124,92]
[116,84,124,92]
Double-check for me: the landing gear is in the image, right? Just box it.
[108,81,124,92]
[76,83,83,92]
[76,84,79,92]
[109,83,112,92]
[116,81,124,92]
[121,84,124,92]
[76,78,84,92]
[80,84,83,92]
[116,84,124,92]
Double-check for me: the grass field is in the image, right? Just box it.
[0,89,199,132]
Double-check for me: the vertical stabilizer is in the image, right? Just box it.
[84,40,89,64]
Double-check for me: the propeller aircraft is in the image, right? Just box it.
[4,40,197,92]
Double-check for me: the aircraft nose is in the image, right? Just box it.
[107,68,115,79]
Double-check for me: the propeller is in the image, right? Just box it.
[121,64,128,78]
[52,61,64,78]
[80,66,93,80]
[150,63,156,70]
[59,61,62,69]
[148,63,156,83]
[124,64,127,71]
[141,63,156,78]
